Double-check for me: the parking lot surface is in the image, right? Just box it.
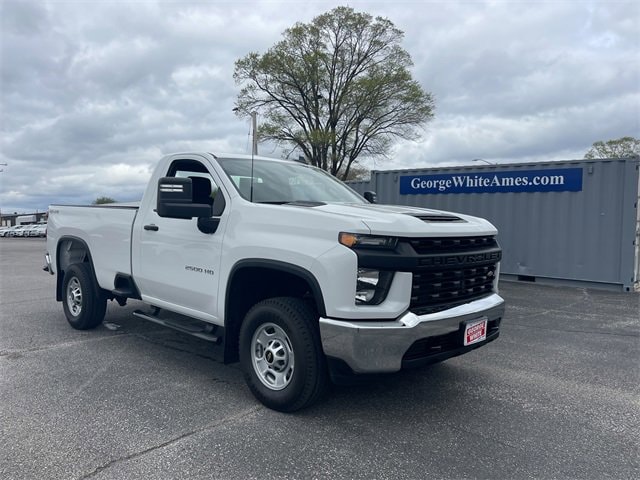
[1,238,638,479]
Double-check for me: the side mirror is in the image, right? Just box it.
[363,191,377,204]
[157,177,212,219]
[198,187,227,234]
[197,217,221,234]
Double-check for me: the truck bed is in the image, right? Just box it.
[47,204,139,291]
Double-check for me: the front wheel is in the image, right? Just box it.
[239,297,328,412]
[62,263,107,330]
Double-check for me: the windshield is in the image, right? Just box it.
[217,158,366,204]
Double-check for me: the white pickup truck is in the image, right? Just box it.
[45,152,505,411]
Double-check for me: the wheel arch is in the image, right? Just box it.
[55,235,99,302]
[223,259,326,363]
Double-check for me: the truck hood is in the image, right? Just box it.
[313,203,497,237]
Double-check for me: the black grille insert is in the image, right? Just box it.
[407,236,499,315]
[409,235,497,254]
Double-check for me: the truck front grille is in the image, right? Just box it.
[409,235,496,254]
[407,236,499,315]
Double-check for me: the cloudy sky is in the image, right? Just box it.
[1,0,638,213]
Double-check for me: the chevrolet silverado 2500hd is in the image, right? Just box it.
[45,152,505,411]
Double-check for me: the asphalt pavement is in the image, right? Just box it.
[1,238,638,479]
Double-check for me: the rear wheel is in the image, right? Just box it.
[62,263,107,330]
[239,297,328,412]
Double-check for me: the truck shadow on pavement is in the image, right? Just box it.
[97,299,494,418]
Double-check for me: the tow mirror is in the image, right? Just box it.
[363,191,377,204]
[157,177,212,219]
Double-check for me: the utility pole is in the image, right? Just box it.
[232,108,258,155]
[251,111,258,155]
[0,163,6,224]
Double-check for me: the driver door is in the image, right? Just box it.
[134,157,227,323]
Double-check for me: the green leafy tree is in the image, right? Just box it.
[233,6,434,180]
[93,196,116,205]
[584,136,640,159]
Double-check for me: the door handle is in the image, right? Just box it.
[144,224,159,231]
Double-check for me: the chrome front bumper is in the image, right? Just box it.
[319,294,505,374]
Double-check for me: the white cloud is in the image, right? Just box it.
[1,0,638,212]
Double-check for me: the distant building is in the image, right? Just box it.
[0,212,48,227]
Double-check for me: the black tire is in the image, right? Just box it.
[239,297,328,412]
[62,263,107,330]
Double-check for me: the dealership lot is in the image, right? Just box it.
[1,238,638,479]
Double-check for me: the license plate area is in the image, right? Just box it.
[463,317,488,346]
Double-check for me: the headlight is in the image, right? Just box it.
[356,268,394,305]
[339,232,398,249]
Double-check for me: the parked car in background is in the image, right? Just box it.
[31,224,47,237]
[0,224,47,238]
[9,225,28,237]
[23,225,37,237]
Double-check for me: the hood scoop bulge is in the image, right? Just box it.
[407,213,464,223]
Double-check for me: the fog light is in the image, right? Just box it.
[356,268,394,305]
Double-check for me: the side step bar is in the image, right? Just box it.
[133,309,221,343]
